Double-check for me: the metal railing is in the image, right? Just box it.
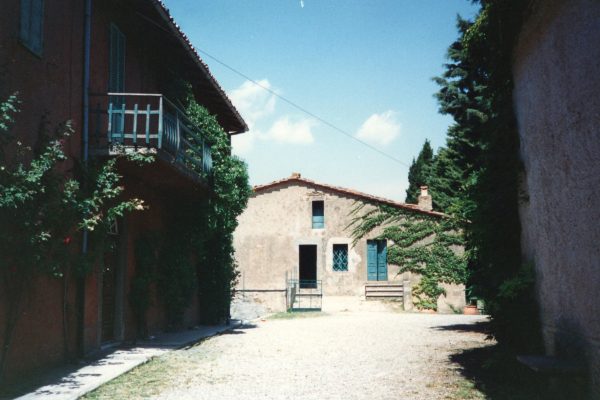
[90,93,212,175]
[286,279,322,311]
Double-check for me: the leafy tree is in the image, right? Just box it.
[433,1,542,351]
[405,140,434,204]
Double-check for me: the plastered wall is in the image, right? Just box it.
[233,181,465,313]
[513,0,600,396]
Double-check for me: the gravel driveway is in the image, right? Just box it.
[151,311,489,400]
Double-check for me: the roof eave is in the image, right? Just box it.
[149,0,248,134]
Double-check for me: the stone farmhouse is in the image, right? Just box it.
[0,0,246,385]
[233,173,465,313]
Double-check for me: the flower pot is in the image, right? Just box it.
[463,305,479,315]
[420,308,436,314]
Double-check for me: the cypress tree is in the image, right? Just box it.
[405,139,434,204]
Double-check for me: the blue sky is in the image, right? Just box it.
[165,1,480,202]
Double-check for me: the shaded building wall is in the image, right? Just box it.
[0,0,208,384]
[0,0,84,385]
[233,181,465,313]
[513,0,600,396]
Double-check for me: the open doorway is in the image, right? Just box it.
[299,245,317,288]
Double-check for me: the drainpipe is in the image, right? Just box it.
[77,0,92,358]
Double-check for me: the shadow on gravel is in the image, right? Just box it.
[449,344,587,400]
[219,323,258,335]
[432,320,491,335]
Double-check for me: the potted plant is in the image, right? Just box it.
[463,286,479,315]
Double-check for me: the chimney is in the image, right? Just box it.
[418,186,432,211]
[291,172,301,179]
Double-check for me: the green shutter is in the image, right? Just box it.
[367,239,387,281]
[20,0,44,56]
[377,240,388,281]
[109,24,125,93]
[367,240,378,280]
[109,24,125,138]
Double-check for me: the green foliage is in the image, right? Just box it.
[433,1,542,351]
[158,233,197,329]
[182,91,251,324]
[349,204,467,311]
[0,94,152,381]
[405,140,433,204]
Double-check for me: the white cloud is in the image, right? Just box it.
[231,130,258,156]
[228,79,276,129]
[355,111,401,146]
[228,79,317,155]
[266,116,316,144]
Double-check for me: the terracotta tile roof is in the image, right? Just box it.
[253,173,446,218]
[149,0,248,134]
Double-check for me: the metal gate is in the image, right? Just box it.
[287,279,322,311]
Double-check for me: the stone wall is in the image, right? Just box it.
[233,180,465,313]
[513,0,600,396]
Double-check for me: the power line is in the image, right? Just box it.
[196,47,411,169]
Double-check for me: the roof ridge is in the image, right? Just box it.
[253,175,446,218]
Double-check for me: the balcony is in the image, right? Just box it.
[90,93,212,179]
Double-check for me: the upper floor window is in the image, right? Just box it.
[312,200,324,229]
[333,244,348,271]
[20,0,44,56]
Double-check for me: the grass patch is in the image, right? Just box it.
[448,379,485,400]
[267,311,327,320]
[82,351,197,400]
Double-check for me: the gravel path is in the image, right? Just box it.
[154,311,489,400]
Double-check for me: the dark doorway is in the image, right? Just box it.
[101,235,119,343]
[299,245,317,288]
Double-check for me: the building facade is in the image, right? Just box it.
[0,0,246,385]
[233,174,465,313]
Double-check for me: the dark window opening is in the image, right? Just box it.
[312,200,324,229]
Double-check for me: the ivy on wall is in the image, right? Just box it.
[128,84,251,328]
[0,94,151,383]
[185,95,251,324]
[349,204,467,310]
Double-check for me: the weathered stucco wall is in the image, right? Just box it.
[233,180,465,313]
[513,0,600,395]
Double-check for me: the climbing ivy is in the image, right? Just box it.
[0,94,152,383]
[349,204,467,310]
[185,96,251,324]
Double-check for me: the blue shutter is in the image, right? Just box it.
[109,24,125,138]
[377,240,388,281]
[19,0,32,45]
[20,0,44,56]
[109,24,125,93]
[367,240,378,281]
[30,0,43,54]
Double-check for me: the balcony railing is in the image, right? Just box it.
[90,93,212,176]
